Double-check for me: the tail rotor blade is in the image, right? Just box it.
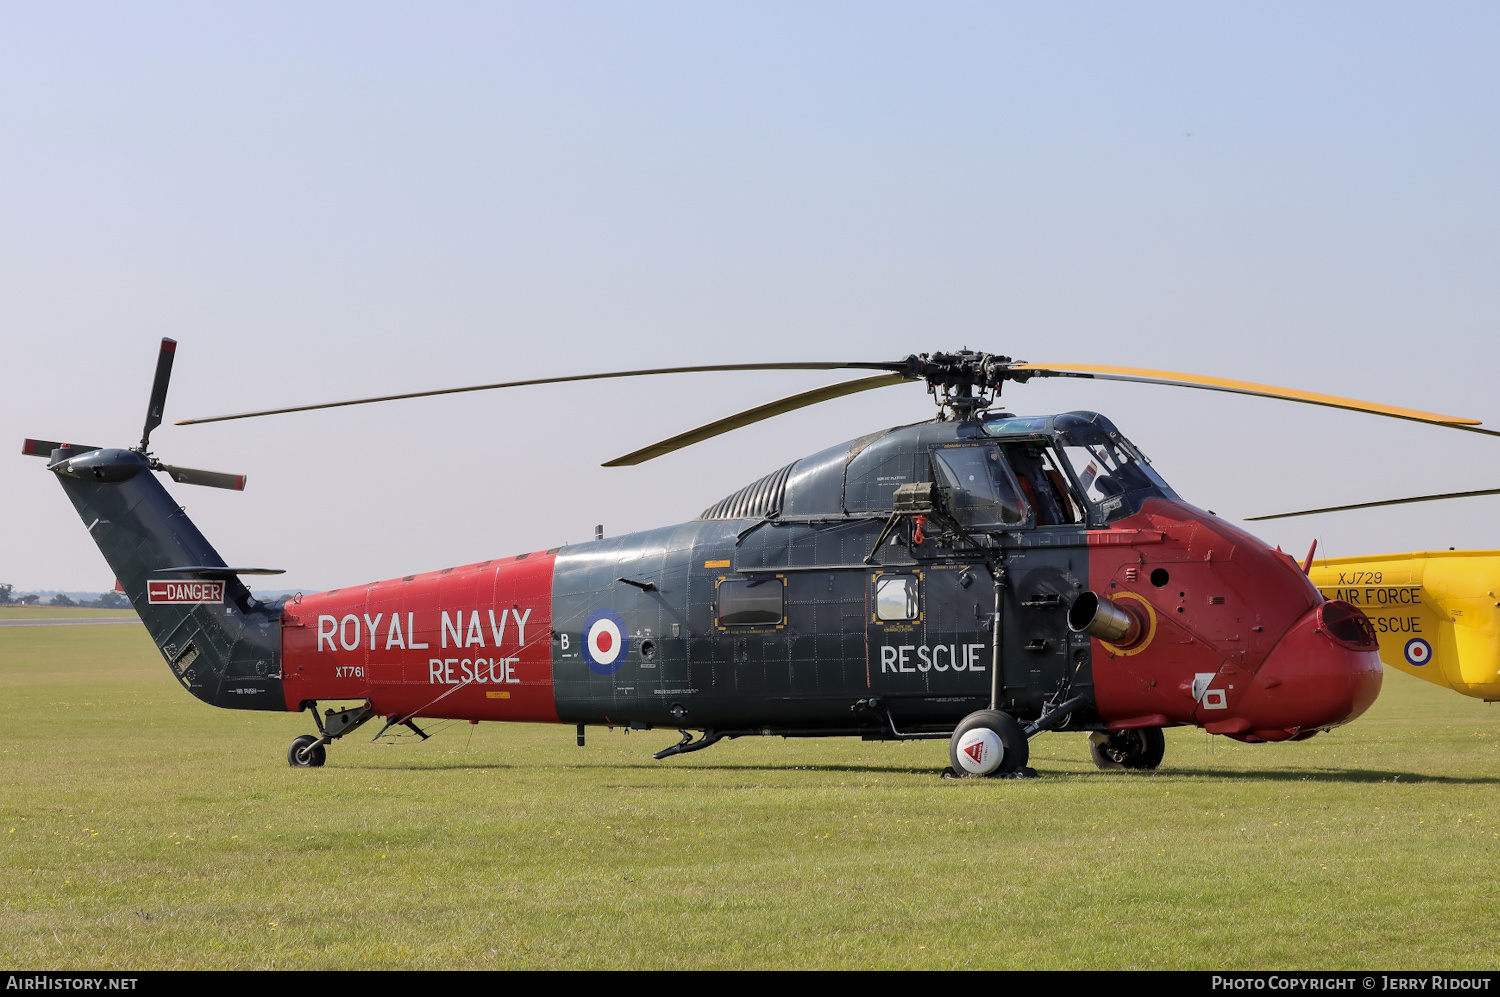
[141,338,178,450]
[155,463,246,491]
[22,438,101,458]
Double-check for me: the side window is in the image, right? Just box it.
[1004,443,1082,526]
[931,446,1029,530]
[874,574,920,622]
[716,578,785,627]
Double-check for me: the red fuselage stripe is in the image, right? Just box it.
[280,551,559,723]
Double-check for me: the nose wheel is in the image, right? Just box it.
[287,733,326,768]
[1088,728,1165,770]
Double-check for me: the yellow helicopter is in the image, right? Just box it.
[1251,492,1500,704]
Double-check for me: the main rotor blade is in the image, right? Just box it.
[175,361,905,426]
[1247,486,1500,521]
[154,463,247,491]
[1013,363,1495,433]
[603,372,910,467]
[141,338,177,449]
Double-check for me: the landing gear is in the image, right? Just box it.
[286,702,376,768]
[287,733,326,768]
[653,729,724,759]
[1088,728,1165,770]
[949,710,1029,777]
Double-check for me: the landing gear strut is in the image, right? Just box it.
[653,729,724,759]
[286,702,376,768]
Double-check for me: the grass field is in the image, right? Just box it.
[3,607,1499,969]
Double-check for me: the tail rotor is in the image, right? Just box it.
[23,338,248,492]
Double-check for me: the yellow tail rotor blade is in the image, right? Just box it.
[1013,363,1481,427]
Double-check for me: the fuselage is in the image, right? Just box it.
[277,411,1383,743]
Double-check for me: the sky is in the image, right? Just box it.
[2,2,1498,593]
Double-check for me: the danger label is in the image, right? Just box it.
[147,579,224,604]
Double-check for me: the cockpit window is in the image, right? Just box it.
[1059,435,1170,520]
[931,446,1029,530]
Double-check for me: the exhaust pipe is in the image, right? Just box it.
[1068,592,1143,647]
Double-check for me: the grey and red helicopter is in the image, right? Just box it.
[32,341,1479,776]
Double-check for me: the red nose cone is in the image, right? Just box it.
[1088,499,1386,740]
[1201,602,1383,741]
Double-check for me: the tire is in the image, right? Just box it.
[949,710,1028,777]
[287,734,326,768]
[1088,728,1165,771]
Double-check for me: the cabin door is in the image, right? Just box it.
[866,563,993,725]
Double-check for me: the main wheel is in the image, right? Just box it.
[949,710,1028,777]
[287,734,327,768]
[1088,728,1165,770]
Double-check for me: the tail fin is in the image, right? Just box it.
[45,445,287,712]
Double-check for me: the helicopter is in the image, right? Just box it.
[1247,489,1500,706]
[37,341,1477,778]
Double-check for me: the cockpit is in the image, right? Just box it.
[932,410,1178,530]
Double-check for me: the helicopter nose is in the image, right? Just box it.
[1200,600,1383,741]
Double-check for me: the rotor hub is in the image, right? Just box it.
[898,351,1029,420]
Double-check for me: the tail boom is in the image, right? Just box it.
[47,446,286,711]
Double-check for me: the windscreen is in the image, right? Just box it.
[1058,429,1176,521]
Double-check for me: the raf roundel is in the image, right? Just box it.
[1404,637,1432,667]
[582,609,630,675]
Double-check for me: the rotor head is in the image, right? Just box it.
[895,351,1030,420]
